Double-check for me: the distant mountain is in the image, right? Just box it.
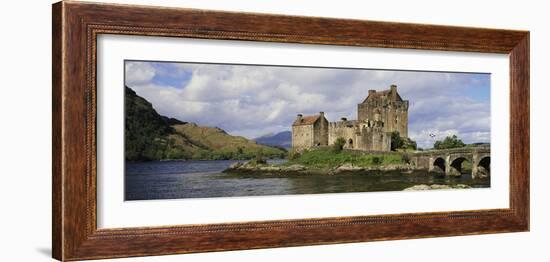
[125,86,286,161]
[254,131,292,149]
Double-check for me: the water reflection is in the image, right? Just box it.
[125,160,490,201]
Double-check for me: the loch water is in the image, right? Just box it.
[125,160,490,201]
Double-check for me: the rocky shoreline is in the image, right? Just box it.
[403,184,472,191]
[223,161,421,175]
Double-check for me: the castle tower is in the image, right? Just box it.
[357,84,409,137]
[291,112,329,151]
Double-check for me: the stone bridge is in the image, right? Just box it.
[410,146,490,179]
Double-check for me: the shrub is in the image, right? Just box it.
[390,131,404,151]
[434,135,466,149]
[405,138,417,150]
[281,148,406,169]
[333,137,346,153]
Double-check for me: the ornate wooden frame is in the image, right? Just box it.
[52,1,530,261]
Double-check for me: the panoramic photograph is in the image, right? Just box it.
[124,60,491,201]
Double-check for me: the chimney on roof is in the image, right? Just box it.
[319,112,324,117]
[341,117,347,121]
[296,114,303,123]
[368,90,376,96]
[390,84,397,100]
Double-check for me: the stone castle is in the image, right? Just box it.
[291,84,409,151]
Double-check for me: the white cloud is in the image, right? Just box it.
[125,62,156,85]
[126,61,491,146]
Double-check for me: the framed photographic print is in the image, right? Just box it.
[52,1,529,261]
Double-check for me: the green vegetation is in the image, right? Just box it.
[433,135,466,149]
[403,137,417,151]
[390,131,417,151]
[125,86,183,161]
[282,148,406,169]
[254,149,267,164]
[287,150,301,160]
[390,132,404,151]
[172,124,286,160]
[332,137,346,153]
[124,86,286,161]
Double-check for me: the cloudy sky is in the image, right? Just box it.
[125,60,490,149]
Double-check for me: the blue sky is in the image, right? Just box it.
[125,61,491,149]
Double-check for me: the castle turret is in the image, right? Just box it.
[357,84,409,137]
[390,84,397,100]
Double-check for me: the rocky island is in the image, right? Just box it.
[224,147,418,175]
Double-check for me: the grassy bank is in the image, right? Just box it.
[281,148,406,169]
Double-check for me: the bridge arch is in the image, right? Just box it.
[412,147,490,178]
[432,157,446,173]
[475,155,491,178]
[449,156,471,177]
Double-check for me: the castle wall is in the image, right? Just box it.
[328,121,391,151]
[292,125,314,150]
[328,121,358,149]
[357,100,408,137]
[292,86,406,152]
[314,117,329,146]
[360,127,391,151]
[292,116,329,151]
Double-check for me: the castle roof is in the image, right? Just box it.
[292,114,322,126]
[362,86,403,103]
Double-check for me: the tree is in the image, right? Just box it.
[433,135,466,149]
[406,138,417,150]
[390,131,404,151]
[253,149,267,164]
[333,137,346,153]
